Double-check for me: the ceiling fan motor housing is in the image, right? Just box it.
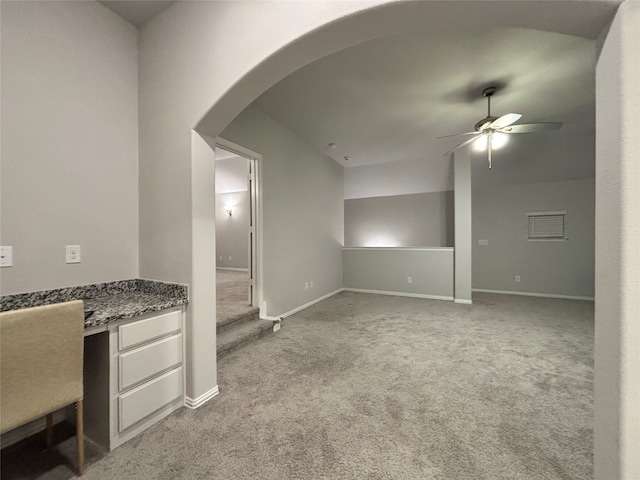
[475,116,497,131]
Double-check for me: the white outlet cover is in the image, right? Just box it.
[66,245,81,264]
[407,276,413,284]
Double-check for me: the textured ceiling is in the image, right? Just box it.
[252,27,596,169]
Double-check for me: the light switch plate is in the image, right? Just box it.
[0,246,13,267]
[478,239,489,246]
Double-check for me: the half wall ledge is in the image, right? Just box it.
[343,247,454,300]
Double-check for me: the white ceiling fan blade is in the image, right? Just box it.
[490,113,522,129]
[499,122,562,133]
[442,135,481,156]
[436,131,481,139]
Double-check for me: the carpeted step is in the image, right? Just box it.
[217,319,274,358]
[217,307,260,334]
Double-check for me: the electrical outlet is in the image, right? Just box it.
[0,246,13,267]
[65,245,81,264]
[515,275,521,282]
[407,276,412,284]
[304,282,309,290]
[309,281,314,288]
[478,239,488,246]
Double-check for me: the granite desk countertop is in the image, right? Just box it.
[82,291,187,328]
[1,279,189,329]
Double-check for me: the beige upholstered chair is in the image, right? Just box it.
[1,300,85,475]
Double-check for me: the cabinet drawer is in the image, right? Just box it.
[118,367,183,433]
[118,310,182,351]
[119,334,182,391]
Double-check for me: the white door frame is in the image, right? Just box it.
[215,137,262,310]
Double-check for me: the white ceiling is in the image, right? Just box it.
[215,148,241,162]
[252,27,596,170]
[98,0,174,28]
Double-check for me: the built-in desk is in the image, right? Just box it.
[0,279,188,450]
[84,306,185,450]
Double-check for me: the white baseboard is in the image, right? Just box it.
[216,267,248,272]
[280,288,345,318]
[454,298,473,304]
[344,288,453,302]
[259,301,277,321]
[185,385,219,409]
[279,288,345,319]
[472,289,594,301]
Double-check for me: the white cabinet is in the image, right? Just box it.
[84,307,185,450]
[118,334,182,391]
[118,310,182,350]
[118,367,183,432]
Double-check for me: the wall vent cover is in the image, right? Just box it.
[527,211,567,240]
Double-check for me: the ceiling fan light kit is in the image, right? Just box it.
[438,86,562,169]
[473,132,509,151]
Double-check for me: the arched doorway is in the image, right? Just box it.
[138,2,637,477]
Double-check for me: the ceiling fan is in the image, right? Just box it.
[438,86,561,168]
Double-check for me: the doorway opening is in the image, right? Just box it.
[214,138,261,330]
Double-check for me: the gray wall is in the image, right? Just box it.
[472,178,595,298]
[344,156,453,200]
[0,1,139,295]
[471,128,596,299]
[215,191,249,269]
[344,191,453,247]
[343,248,454,299]
[222,106,344,316]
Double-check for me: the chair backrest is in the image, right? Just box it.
[1,300,84,434]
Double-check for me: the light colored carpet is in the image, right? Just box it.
[216,269,256,325]
[2,292,593,479]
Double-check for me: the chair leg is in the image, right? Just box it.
[76,400,85,476]
[45,413,54,447]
